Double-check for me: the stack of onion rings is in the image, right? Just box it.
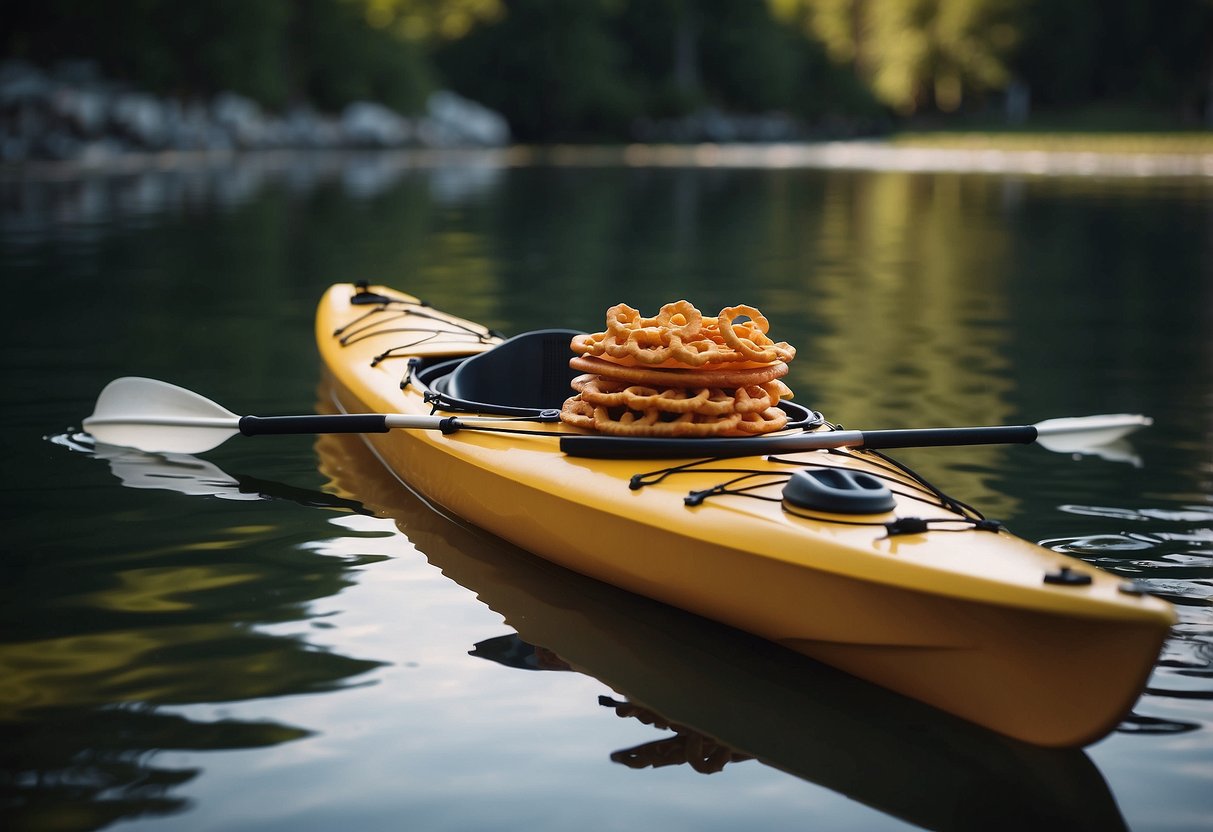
[560,300,797,437]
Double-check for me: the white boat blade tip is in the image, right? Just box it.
[1035,414,1153,453]
[83,376,242,454]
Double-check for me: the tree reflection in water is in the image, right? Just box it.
[2,706,306,831]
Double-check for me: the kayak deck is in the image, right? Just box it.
[316,282,1175,747]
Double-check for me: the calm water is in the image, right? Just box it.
[2,150,1212,831]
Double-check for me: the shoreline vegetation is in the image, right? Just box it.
[4,1,1208,179]
[6,1,1212,172]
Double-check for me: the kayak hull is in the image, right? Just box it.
[316,283,1175,747]
[316,428,1129,830]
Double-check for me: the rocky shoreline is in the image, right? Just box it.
[0,59,511,164]
[6,59,1209,182]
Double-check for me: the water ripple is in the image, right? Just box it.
[1040,504,1213,727]
[1058,504,1213,523]
[1041,506,1213,590]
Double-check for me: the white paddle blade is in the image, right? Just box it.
[83,377,241,454]
[1034,414,1153,453]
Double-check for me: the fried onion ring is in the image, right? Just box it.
[655,300,703,339]
[717,305,796,364]
[588,402,745,437]
[572,300,794,367]
[728,406,789,435]
[572,374,771,416]
[559,396,598,430]
[570,355,789,389]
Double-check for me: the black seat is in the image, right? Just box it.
[443,329,583,411]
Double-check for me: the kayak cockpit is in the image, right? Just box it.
[417,329,585,416]
[415,330,823,431]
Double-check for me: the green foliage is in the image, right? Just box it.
[773,0,1024,114]
[2,0,1209,133]
[3,0,295,105]
[691,0,803,110]
[0,0,430,111]
[293,0,433,112]
[1013,0,1213,119]
[433,0,639,140]
[433,0,881,139]
[345,0,505,40]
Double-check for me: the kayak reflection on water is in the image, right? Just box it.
[472,631,756,775]
[311,424,1131,832]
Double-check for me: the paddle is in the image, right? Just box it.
[82,376,558,454]
[83,376,1152,459]
[558,414,1153,459]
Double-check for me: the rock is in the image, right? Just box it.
[0,57,512,161]
[51,86,110,136]
[77,137,129,164]
[631,107,808,144]
[340,101,412,147]
[50,59,102,86]
[0,60,52,106]
[0,134,31,162]
[36,128,81,160]
[212,91,268,148]
[425,90,510,146]
[283,107,344,148]
[110,92,169,148]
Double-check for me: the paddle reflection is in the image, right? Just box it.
[4,435,383,830]
[313,406,1129,832]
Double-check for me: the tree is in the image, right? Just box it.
[344,0,505,40]
[1012,0,1213,121]
[770,0,1022,114]
[433,0,636,140]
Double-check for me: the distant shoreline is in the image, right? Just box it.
[4,138,1212,181]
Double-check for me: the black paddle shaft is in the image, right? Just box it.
[239,414,391,437]
[858,425,1039,449]
[560,425,1039,460]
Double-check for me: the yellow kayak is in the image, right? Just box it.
[315,282,1175,747]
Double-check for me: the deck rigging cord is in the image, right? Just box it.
[338,282,502,371]
[627,440,1003,534]
[335,291,1005,532]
